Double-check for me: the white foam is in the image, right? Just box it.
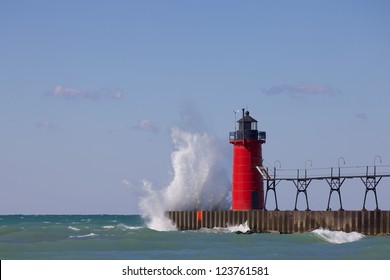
[196,221,252,234]
[312,228,364,244]
[227,221,252,233]
[138,126,231,231]
[198,227,230,234]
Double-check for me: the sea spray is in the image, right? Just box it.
[163,127,230,210]
[227,221,252,233]
[138,180,177,231]
[138,126,231,231]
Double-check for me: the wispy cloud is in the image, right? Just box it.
[355,113,368,120]
[105,89,124,99]
[133,119,159,133]
[261,83,339,97]
[47,85,124,100]
[35,120,54,130]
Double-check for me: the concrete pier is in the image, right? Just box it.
[166,210,390,235]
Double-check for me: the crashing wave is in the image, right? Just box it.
[312,228,364,244]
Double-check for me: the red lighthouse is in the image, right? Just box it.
[229,109,266,210]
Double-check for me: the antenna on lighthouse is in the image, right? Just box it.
[233,109,240,131]
[242,108,245,140]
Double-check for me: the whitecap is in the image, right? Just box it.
[102,225,115,229]
[312,228,364,244]
[117,223,143,230]
[69,233,98,238]
[68,226,81,231]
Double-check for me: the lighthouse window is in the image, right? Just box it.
[251,122,257,130]
[243,122,251,130]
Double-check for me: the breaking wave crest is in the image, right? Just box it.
[312,228,364,244]
[227,221,252,233]
[68,226,80,231]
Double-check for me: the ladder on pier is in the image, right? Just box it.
[256,166,272,179]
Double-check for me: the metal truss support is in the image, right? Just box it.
[293,179,312,211]
[361,176,381,210]
[361,166,382,210]
[264,167,280,211]
[325,168,346,211]
[293,170,312,211]
[325,178,346,211]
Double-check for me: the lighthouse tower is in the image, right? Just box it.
[229,109,266,210]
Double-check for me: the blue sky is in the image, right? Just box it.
[1,1,390,214]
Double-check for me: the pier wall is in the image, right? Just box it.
[166,210,390,235]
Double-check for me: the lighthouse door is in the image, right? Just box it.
[251,191,259,209]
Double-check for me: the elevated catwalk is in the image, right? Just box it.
[261,164,390,211]
[166,210,390,235]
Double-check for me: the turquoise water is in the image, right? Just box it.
[0,215,389,260]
